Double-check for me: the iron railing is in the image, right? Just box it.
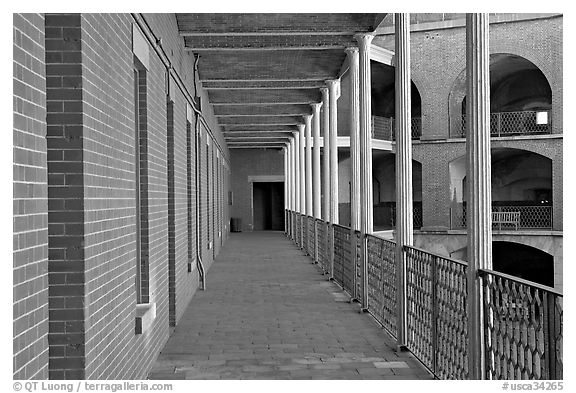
[405,246,469,379]
[316,219,329,274]
[390,202,423,229]
[372,116,422,141]
[450,204,553,230]
[458,110,552,138]
[366,234,397,337]
[353,230,362,303]
[285,210,562,380]
[481,269,563,380]
[306,216,315,257]
[333,224,354,296]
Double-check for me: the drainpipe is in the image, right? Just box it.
[193,54,206,290]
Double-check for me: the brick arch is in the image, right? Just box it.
[447,52,552,139]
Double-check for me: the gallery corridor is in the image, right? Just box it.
[147,232,432,380]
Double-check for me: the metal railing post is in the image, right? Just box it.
[431,255,439,376]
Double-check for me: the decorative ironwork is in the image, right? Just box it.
[306,216,315,257]
[371,116,422,140]
[366,235,397,337]
[316,220,329,274]
[450,204,552,230]
[354,230,362,303]
[390,202,423,229]
[405,246,469,379]
[481,269,563,380]
[333,224,354,296]
[459,110,552,138]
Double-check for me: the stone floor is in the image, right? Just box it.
[147,231,433,380]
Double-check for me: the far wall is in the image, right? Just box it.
[230,148,285,231]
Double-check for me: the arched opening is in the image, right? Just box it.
[494,241,554,287]
[450,242,554,287]
[372,150,422,230]
[449,54,552,137]
[371,61,422,140]
[449,148,552,229]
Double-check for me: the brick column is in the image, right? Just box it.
[312,103,322,219]
[45,13,86,380]
[394,13,413,347]
[466,13,492,380]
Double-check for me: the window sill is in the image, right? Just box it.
[135,302,156,335]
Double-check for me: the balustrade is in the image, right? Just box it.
[284,210,562,380]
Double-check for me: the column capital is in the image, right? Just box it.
[344,46,359,56]
[303,114,312,125]
[310,102,322,113]
[320,87,329,100]
[354,33,374,50]
[325,79,340,90]
[297,123,305,132]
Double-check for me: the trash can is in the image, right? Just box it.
[230,218,242,232]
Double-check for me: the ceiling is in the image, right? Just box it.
[176,13,388,149]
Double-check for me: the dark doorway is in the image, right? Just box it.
[253,182,285,231]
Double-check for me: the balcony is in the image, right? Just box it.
[450,203,553,230]
[372,115,422,141]
[457,110,552,138]
[287,211,563,380]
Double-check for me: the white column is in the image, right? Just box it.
[346,47,361,232]
[394,13,413,347]
[312,103,322,219]
[284,145,288,212]
[326,79,340,224]
[293,133,300,213]
[356,33,374,235]
[304,115,313,217]
[298,124,306,215]
[291,137,296,212]
[321,87,330,222]
[466,13,492,381]
[287,139,293,211]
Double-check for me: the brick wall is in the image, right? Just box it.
[404,16,563,231]
[230,149,284,231]
[13,13,49,380]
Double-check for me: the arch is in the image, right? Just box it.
[493,241,554,287]
[448,148,552,204]
[448,53,552,137]
[372,151,423,229]
[450,241,554,287]
[371,61,422,118]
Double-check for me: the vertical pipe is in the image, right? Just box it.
[466,13,492,380]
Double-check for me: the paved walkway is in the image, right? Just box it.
[148,231,433,380]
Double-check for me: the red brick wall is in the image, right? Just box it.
[13,13,49,380]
